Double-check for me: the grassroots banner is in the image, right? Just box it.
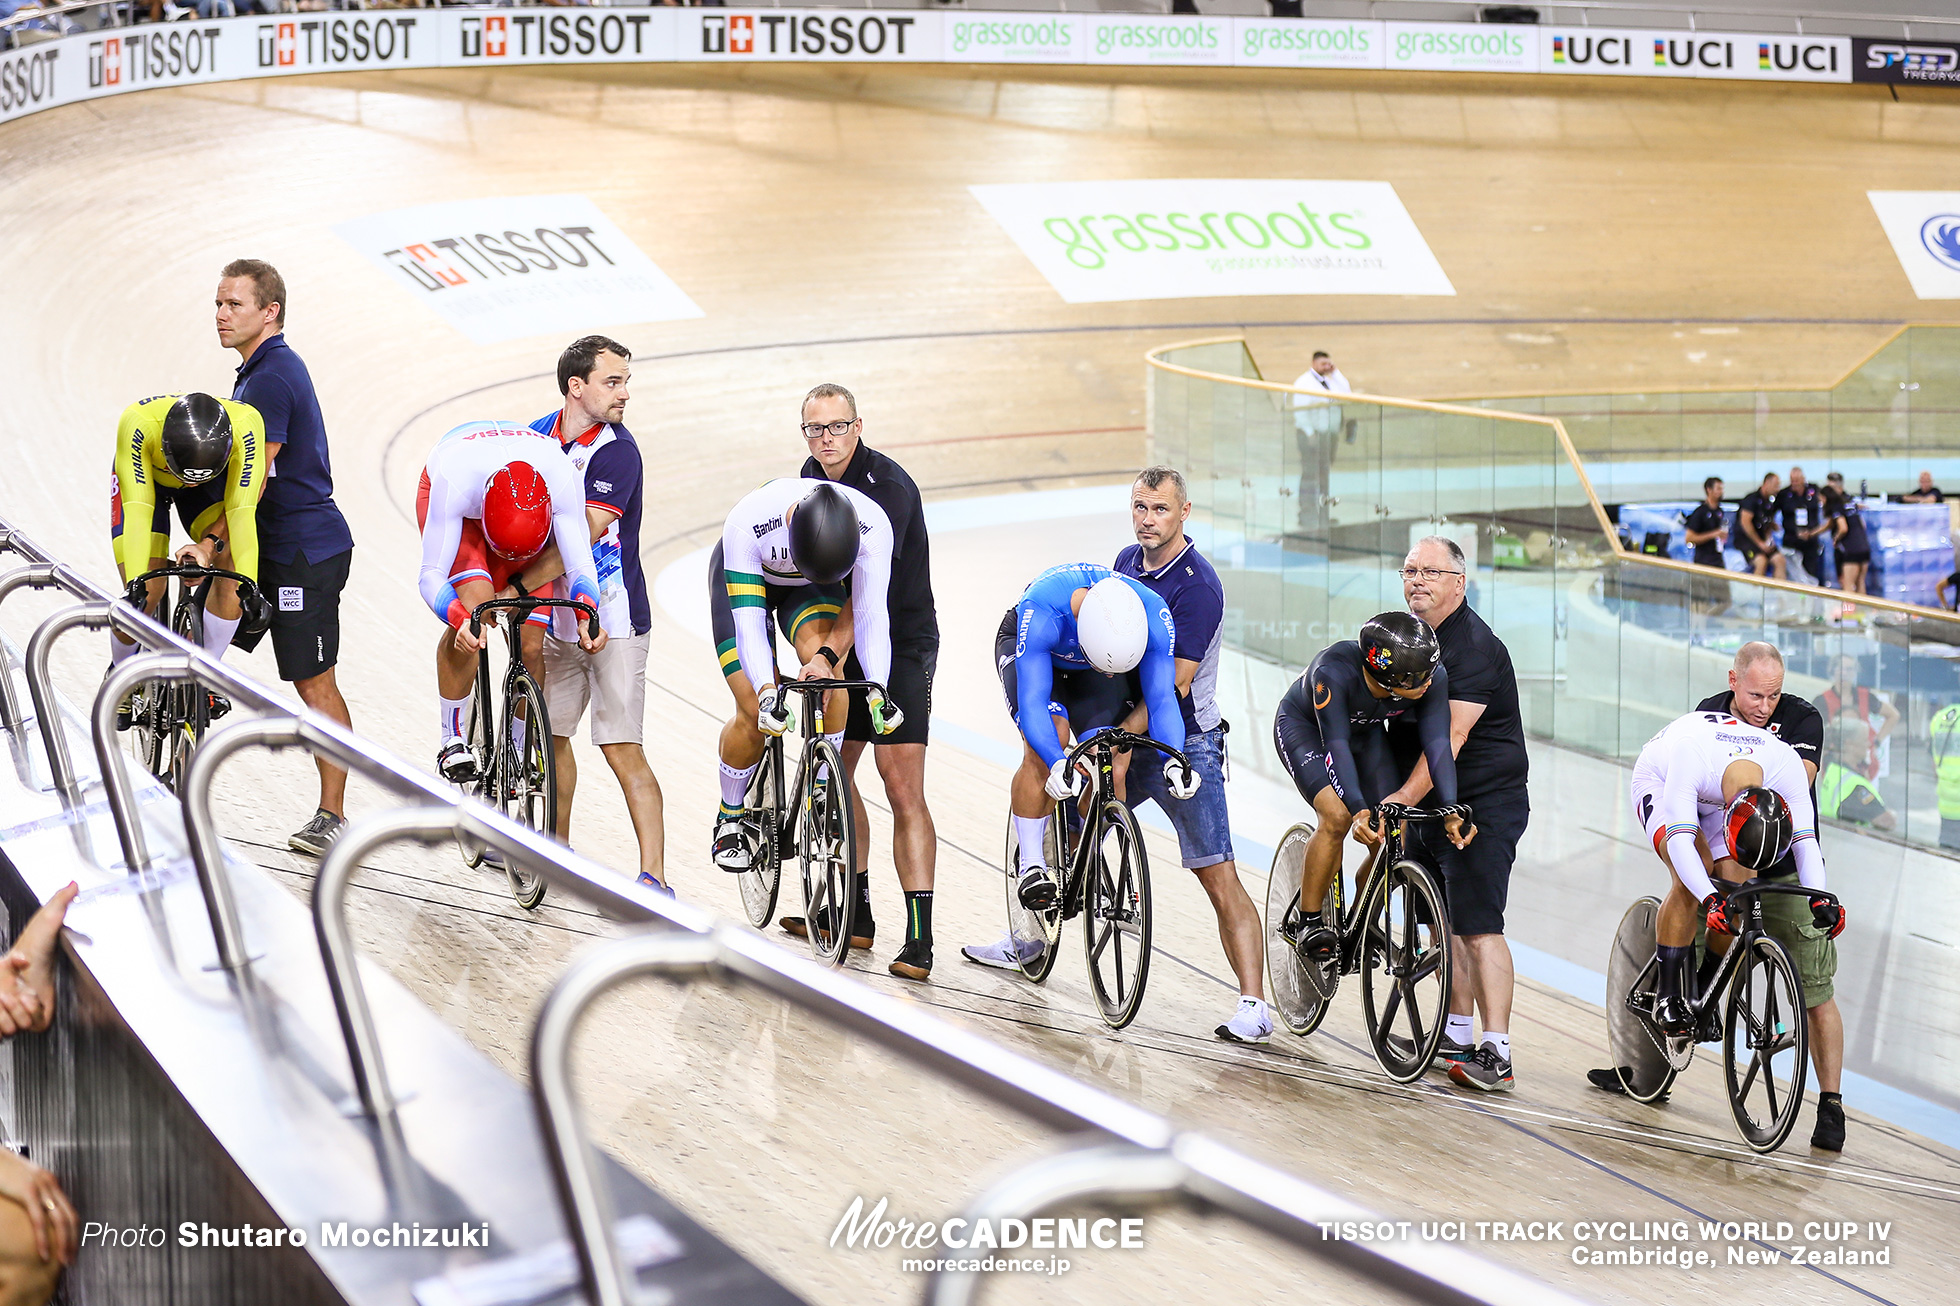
[1232,19,1380,70]
[1867,192,1960,299]
[1852,38,1960,85]
[1540,28,1849,81]
[968,178,1454,304]
[333,194,704,345]
[1385,22,1538,73]
[942,14,1083,64]
[1084,15,1232,68]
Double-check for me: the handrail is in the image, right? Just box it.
[1143,336,1960,632]
[24,602,118,804]
[0,565,63,733]
[530,930,1588,1306]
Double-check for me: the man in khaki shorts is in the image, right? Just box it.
[505,336,667,891]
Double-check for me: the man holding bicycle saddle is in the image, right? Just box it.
[416,421,605,784]
[109,393,269,696]
[709,479,901,876]
[1629,711,1843,1043]
[1271,613,1474,968]
[963,564,1193,966]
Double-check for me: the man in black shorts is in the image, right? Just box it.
[1272,613,1470,971]
[218,259,356,856]
[1824,472,1872,605]
[1389,537,1529,1093]
[1683,476,1730,616]
[1735,472,1787,581]
[1777,466,1831,586]
[787,384,940,981]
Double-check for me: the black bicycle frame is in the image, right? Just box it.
[1625,880,1842,1021]
[1052,729,1191,912]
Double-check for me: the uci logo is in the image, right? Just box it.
[1921,215,1960,273]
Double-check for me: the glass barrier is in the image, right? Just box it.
[1149,332,1960,860]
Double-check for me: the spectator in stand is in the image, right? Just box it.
[1938,570,1959,612]
[1903,471,1945,504]
[1777,466,1831,586]
[1814,654,1898,832]
[1289,351,1350,533]
[1683,476,1730,616]
[1735,472,1787,580]
[1824,472,1872,610]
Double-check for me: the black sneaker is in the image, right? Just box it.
[289,809,344,857]
[1811,1097,1846,1152]
[779,914,874,951]
[1016,867,1057,912]
[1449,1043,1515,1093]
[1586,1066,1632,1095]
[888,939,932,981]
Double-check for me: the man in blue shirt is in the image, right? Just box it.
[1113,467,1268,1045]
[510,336,666,893]
[218,259,356,856]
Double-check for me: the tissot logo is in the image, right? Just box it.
[255,16,417,69]
[0,47,59,113]
[702,12,916,57]
[89,27,222,88]
[380,224,619,294]
[459,12,652,60]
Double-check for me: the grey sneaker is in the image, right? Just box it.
[289,809,344,857]
[1438,1033,1477,1065]
[1448,1043,1515,1093]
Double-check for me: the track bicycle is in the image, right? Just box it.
[120,563,262,792]
[1000,729,1194,1030]
[730,677,883,967]
[453,596,596,911]
[1265,803,1461,1083]
[1611,881,1840,1153]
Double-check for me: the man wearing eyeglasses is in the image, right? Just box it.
[788,383,941,982]
[1387,536,1530,1092]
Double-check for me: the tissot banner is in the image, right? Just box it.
[968,179,1455,304]
[332,195,704,345]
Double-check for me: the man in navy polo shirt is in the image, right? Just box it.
[217,259,356,856]
[507,336,666,892]
[1115,466,1268,1044]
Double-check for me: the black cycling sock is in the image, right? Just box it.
[1299,910,1325,927]
[1656,944,1692,1001]
[1819,1091,1842,1105]
[905,890,933,945]
[1695,945,1723,994]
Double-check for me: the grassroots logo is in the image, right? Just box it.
[1093,19,1217,59]
[1921,215,1960,272]
[948,17,1074,56]
[1041,205,1373,271]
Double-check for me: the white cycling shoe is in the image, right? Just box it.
[1215,997,1273,1046]
[437,738,478,783]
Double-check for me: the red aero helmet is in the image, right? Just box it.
[1723,785,1794,871]
[482,461,553,561]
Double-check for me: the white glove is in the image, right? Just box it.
[757,685,791,737]
[1165,758,1201,801]
[1044,757,1082,801]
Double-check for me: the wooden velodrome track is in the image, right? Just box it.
[3,58,1959,1303]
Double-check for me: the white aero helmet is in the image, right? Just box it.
[1077,576,1149,674]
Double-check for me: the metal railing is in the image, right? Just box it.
[0,517,1588,1306]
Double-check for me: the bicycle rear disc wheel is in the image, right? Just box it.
[1265,823,1339,1037]
[1360,860,1453,1083]
[798,738,857,967]
[1002,812,1063,983]
[1607,896,1679,1104]
[1724,934,1810,1153]
[1084,801,1152,1030]
[500,674,554,911]
[738,743,783,928]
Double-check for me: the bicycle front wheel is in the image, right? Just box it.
[500,673,555,911]
[1002,811,1063,983]
[1360,859,1453,1083]
[1724,933,1810,1153]
[1083,800,1151,1030]
[797,737,857,967]
[737,741,783,929]
[167,592,206,793]
[1265,823,1339,1037]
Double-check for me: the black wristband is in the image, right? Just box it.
[815,645,839,668]
[511,575,530,598]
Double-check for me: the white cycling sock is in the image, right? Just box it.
[201,612,240,657]
[1013,815,1048,872]
[1447,1014,1474,1045]
[719,759,757,809]
[439,695,470,744]
[109,634,138,667]
[1482,1031,1511,1060]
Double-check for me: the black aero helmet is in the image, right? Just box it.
[788,482,860,585]
[161,393,233,485]
[1723,785,1794,871]
[1358,611,1441,691]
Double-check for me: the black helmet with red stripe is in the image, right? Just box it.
[1724,785,1793,871]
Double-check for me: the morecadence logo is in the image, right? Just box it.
[970,179,1454,303]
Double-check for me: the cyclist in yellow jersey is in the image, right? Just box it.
[109,394,268,686]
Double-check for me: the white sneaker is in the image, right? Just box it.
[1215,997,1272,1045]
[961,934,1041,971]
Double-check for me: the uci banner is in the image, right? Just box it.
[2,9,1856,127]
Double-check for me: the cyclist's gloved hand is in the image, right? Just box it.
[1044,757,1082,801]
[757,685,791,737]
[123,577,149,610]
[238,584,270,637]
[1702,891,1736,937]
[1809,896,1845,939]
[1164,758,1200,800]
[868,689,904,736]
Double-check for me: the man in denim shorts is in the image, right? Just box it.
[1115,466,1267,1045]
